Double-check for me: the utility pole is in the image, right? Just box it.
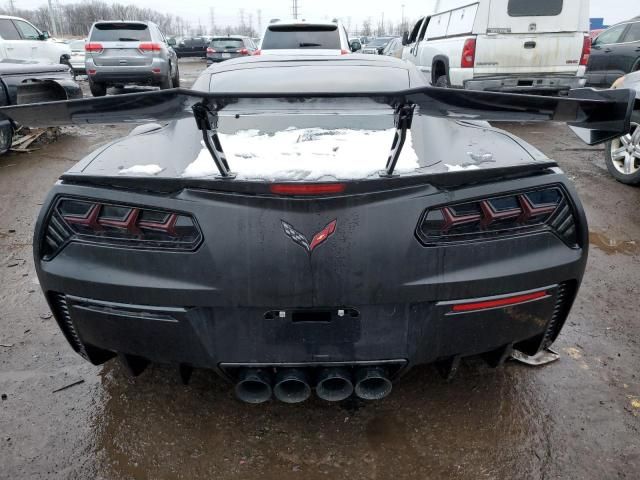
[47,0,58,37]
[292,0,299,20]
[8,0,15,15]
[209,8,215,35]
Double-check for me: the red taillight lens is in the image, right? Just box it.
[580,36,591,66]
[451,291,549,313]
[139,42,162,53]
[461,38,476,68]
[270,183,347,196]
[85,42,103,53]
[207,47,216,54]
[417,187,578,247]
[239,48,249,55]
[42,198,202,259]
[341,49,350,55]
[253,49,262,56]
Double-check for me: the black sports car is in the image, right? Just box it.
[0,56,634,404]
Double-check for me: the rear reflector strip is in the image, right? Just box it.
[270,183,346,196]
[451,291,548,313]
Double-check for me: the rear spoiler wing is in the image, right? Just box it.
[0,86,634,178]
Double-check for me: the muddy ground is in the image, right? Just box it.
[0,59,638,479]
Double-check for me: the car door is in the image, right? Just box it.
[402,18,426,64]
[607,21,640,84]
[12,19,43,61]
[589,23,629,87]
[0,18,31,60]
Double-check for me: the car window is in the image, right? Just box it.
[408,18,424,43]
[91,23,151,42]
[417,18,430,41]
[594,24,628,46]
[211,38,244,49]
[13,20,40,40]
[262,25,340,50]
[622,22,640,43]
[0,19,21,40]
[508,0,563,17]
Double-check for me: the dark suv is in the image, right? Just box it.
[586,18,640,87]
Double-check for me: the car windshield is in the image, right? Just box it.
[91,23,151,42]
[262,25,340,50]
[211,38,244,49]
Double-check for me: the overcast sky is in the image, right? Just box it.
[12,0,638,32]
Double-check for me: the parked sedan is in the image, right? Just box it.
[0,60,81,154]
[361,37,395,55]
[68,39,86,75]
[604,71,640,184]
[586,18,640,87]
[206,36,257,65]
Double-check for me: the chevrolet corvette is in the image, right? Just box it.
[0,56,634,404]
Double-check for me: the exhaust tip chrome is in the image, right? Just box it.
[273,368,311,404]
[316,367,354,402]
[354,366,392,401]
[235,368,272,404]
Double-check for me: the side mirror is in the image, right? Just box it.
[39,31,50,41]
[350,40,362,52]
[167,38,177,46]
[402,31,410,46]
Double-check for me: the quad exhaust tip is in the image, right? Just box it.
[235,368,273,404]
[273,368,312,404]
[316,367,354,402]
[354,367,393,401]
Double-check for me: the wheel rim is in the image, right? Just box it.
[610,122,640,175]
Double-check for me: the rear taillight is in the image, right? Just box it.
[341,49,350,55]
[41,198,202,259]
[417,187,578,247]
[580,36,591,66]
[238,48,249,55]
[253,49,262,56]
[461,38,476,68]
[207,47,216,54]
[85,43,103,53]
[139,42,162,53]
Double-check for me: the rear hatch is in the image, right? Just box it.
[88,22,153,67]
[474,0,588,75]
[261,24,342,55]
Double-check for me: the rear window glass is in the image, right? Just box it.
[91,23,151,42]
[211,38,244,49]
[508,0,563,17]
[262,25,340,50]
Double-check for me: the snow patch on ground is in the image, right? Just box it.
[119,164,164,176]
[181,128,420,180]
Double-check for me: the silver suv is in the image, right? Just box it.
[85,21,179,97]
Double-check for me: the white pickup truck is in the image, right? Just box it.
[402,0,591,95]
[0,15,71,65]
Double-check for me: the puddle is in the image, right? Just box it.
[589,231,639,256]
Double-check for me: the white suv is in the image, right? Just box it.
[0,15,71,65]
[257,19,352,56]
[402,0,590,94]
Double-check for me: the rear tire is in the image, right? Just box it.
[159,67,173,90]
[604,112,640,185]
[435,74,449,88]
[172,64,180,88]
[88,80,107,97]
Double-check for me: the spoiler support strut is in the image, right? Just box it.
[192,102,236,179]
[380,104,415,178]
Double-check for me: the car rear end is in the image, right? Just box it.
[207,37,251,64]
[68,40,86,74]
[258,22,348,56]
[85,22,169,87]
[465,0,590,94]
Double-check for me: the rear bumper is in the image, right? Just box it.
[50,283,573,376]
[85,59,169,85]
[464,74,587,94]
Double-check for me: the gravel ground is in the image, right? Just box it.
[0,58,638,479]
